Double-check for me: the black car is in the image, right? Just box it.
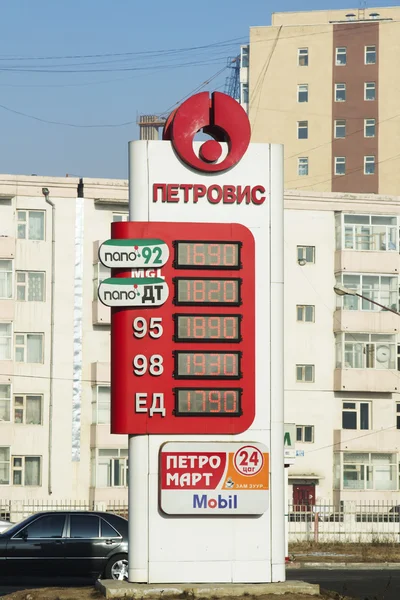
[0,511,128,580]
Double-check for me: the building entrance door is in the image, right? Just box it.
[293,483,315,507]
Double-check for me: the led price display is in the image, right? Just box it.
[174,315,241,342]
[175,241,241,269]
[174,351,241,379]
[174,389,242,416]
[174,278,241,306]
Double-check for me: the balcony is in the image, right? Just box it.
[92,300,110,325]
[335,250,399,274]
[334,368,398,392]
[0,236,15,259]
[334,429,400,453]
[333,309,399,333]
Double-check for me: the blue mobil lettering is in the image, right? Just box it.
[193,494,238,509]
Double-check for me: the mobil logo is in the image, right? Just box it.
[163,91,251,173]
[193,494,238,510]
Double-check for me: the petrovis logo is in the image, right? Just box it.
[163,92,251,174]
[193,494,238,509]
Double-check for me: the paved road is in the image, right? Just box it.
[287,568,400,599]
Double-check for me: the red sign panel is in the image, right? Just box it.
[110,221,255,435]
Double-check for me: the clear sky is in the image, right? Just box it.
[0,0,395,179]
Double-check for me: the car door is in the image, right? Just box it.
[6,513,66,576]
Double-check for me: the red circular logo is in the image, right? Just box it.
[163,92,251,173]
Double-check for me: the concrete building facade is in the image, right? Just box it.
[241,6,400,195]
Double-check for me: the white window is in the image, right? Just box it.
[15,333,44,364]
[337,213,398,251]
[241,83,249,105]
[297,245,315,264]
[342,401,370,430]
[16,272,45,302]
[0,384,11,422]
[241,45,249,68]
[364,155,375,175]
[296,425,314,443]
[0,260,12,299]
[335,47,347,65]
[297,84,308,103]
[364,118,376,138]
[296,364,314,382]
[365,45,376,64]
[337,273,398,312]
[93,262,110,300]
[335,157,346,175]
[298,48,308,66]
[17,210,45,241]
[335,452,397,491]
[0,447,10,485]
[297,121,308,139]
[112,213,128,223]
[94,449,128,488]
[0,323,12,360]
[365,82,376,101]
[298,157,309,176]
[14,395,42,425]
[336,332,396,370]
[335,83,346,102]
[92,386,110,424]
[296,305,315,322]
[12,456,41,486]
[334,120,346,138]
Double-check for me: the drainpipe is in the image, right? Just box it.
[42,187,55,495]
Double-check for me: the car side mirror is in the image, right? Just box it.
[20,530,28,541]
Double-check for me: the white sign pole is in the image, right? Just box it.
[127,141,150,583]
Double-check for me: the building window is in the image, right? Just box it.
[298,48,308,66]
[337,273,398,312]
[297,84,308,103]
[297,245,315,263]
[296,305,315,322]
[298,157,309,176]
[336,333,396,370]
[338,452,397,491]
[93,262,110,300]
[0,384,11,422]
[15,333,44,364]
[335,157,346,175]
[0,323,12,361]
[14,395,42,425]
[337,213,397,251]
[241,83,249,104]
[296,364,314,382]
[365,82,376,101]
[364,155,375,175]
[112,213,128,222]
[335,47,347,65]
[296,425,314,443]
[241,45,249,68]
[335,83,346,102]
[94,449,128,488]
[0,260,12,299]
[365,45,376,64]
[334,120,346,138]
[364,118,376,138]
[0,447,10,485]
[92,386,110,424]
[342,401,370,430]
[396,403,400,429]
[12,456,41,486]
[297,121,308,139]
[17,210,45,241]
[16,272,45,302]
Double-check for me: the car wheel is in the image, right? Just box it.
[105,553,128,581]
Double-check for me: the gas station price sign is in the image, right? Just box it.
[108,221,255,435]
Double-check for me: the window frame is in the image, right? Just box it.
[396,403,400,430]
[296,425,314,443]
[92,385,111,425]
[17,210,45,241]
[93,262,110,300]
[0,260,13,300]
[16,271,46,302]
[296,305,315,322]
[335,47,347,66]
[94,448,128,488]
[13,394,43,425]
[298,157,309,176]
[365,45,376,65]
[365,82,376,101]
[297,84,308,103]
[342,400,371,430]
[0,322,12,361]
[337,213,398,252]
[334,120,346,139]
[297,245,315,264]
[240,45,249,68]
[0,447,10,485]
[0,384,11,423]
[334,83,346,102]
[12,456,41,486]
[335,156,346,176]
[364,118,376,138]
[297,121,308,140]
[364,155,376,175]
[14,333,44,364]
[296,364,315,383]
[336,332,396,370]
[336,273,398,312]
[335,451,397,491]
[241,82,249,105]
[298,48,308,67]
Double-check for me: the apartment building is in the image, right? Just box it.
[241,6,400,195]
[1,174,400,507]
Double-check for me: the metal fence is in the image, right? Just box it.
[0,500,128,524]
[288,501,400,543]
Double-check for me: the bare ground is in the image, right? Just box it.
[289,541,400,562]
